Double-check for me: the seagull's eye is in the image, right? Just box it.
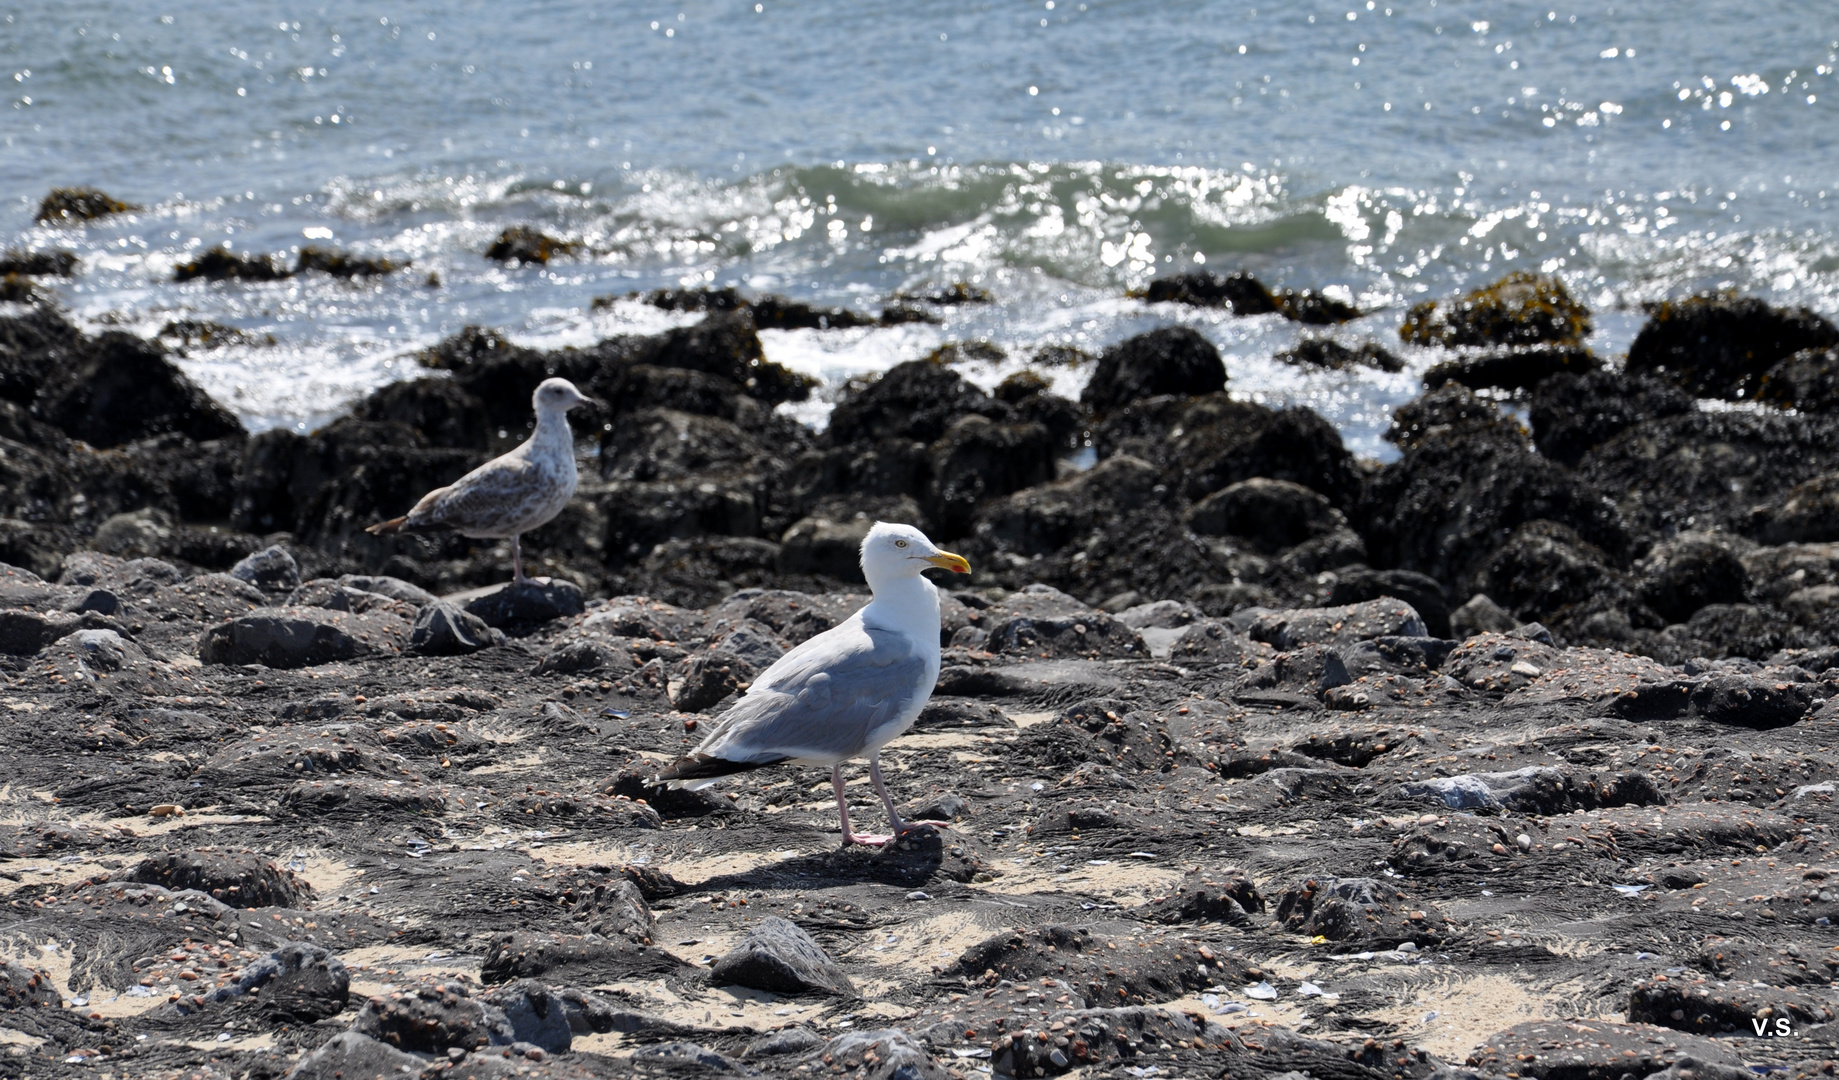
[894,539,908,548]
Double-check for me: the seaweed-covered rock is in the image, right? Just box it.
[1759,346,1839,412]
[927,415,1056,537]
[1627,294,1839,399]
[354,377,491,450]
[173,248,291,283]
[35,186,137,223]
[1384,383,1523,450]
[128,850,312,908]
[1483,520,1637,623]
[1423,345,1600,393]
[1750,472,1839,545]
[1143,271,1280,314]
[1580,409,1839,540]
[828,360,1007,445]
[1400,271,1591,348]
[0,250,78,276]
[1080,327,1225,413]
[1185,478,1345,554]
[1275,337,1403,372]
[295,246,403,277]
[1362,426,1629,594]
[1637,533,1750,623]
[1528,369,1698,466]
[35,332,243,448]
[484,225,575,264]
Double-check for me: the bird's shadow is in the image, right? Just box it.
[691,827,964,896]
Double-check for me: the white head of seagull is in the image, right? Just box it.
[533,377,595,421]
[859,521,971,589]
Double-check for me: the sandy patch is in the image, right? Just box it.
[1363,971,1561,1058]
[983,858,1184,906]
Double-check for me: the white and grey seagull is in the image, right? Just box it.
[366,376,594,584]
[655,522,972,846]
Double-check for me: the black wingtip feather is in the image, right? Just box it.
[652,752,776,785]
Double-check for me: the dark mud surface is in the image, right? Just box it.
[5,281,1839,1078]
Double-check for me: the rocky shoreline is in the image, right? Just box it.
[4,268,1839,1080]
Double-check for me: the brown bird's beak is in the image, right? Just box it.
[923,551,972,574]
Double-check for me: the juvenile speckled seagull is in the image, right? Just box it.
[365,377,593,584]
[655,522,972,846]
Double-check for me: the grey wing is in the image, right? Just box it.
[409,456,538,533]
[694,625,930,766]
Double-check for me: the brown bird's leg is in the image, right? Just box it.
[511,534,525,585]
[834,764,889,847]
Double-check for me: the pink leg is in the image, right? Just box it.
[833,765,892,847]
[870,753,945,838]
[511,534,525,584]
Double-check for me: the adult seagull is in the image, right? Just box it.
[365,377,593,584]
[655,522,972,845]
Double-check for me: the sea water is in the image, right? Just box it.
[4,1,1835,459]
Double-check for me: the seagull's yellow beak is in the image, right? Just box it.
[924,550,972,575]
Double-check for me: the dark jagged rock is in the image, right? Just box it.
[1636,533,1750,624]
[481,931,685,985]
[199,606,411,667]
[354,376,491,449]
[1483,520,1648,638]
[1627,293,1839,399]
[1760,345,1839,412]
[229,544,300,592]
[1275,875,1457,948]
[35,186,137,223]
[1185,478,1345,554]
[172,248,291,282]
[1328,567,1450,638]
[464,579,587,630]
[1400,271,1591,348]
[1384,382,1524,449]
[128,850,312,907]
[1097,393,1360,508]
[1528,369,1697,466]
[484,225,576,264]
[1279,288,1362,324]
[35,331,243,448]
[927,415,1056,537]
[1466,1020,1741,1080]
[1080,327,1226,413]
[1143,271,1280,314]
[282,1031,426,1080]
[707,916,855,996]
[1275,337,1403,372]
[208,942,349,1022]
[1580,408,1839,540]
[630,285,875,329]
[1750,472,1839,544]
[0,250,78,277]
[828,359,1007,445]
[901,281,992,305]
[352,980,514,1053]
[1362,423,1628,594]
[0,956,60,1009]
[411,598,504,655]
[294,246,403,277]
[482,980,574,1053]
[1422,345,1600,393]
